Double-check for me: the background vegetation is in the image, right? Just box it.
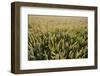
[28,15,88,60]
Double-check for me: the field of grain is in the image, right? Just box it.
[28,15,88,60]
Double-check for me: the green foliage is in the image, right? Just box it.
[28,27,88,60]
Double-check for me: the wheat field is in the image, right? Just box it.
[28,15,88,60]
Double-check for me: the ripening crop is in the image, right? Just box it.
[28,15,88,60]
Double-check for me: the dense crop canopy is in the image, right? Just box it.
[28,15,88,60]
